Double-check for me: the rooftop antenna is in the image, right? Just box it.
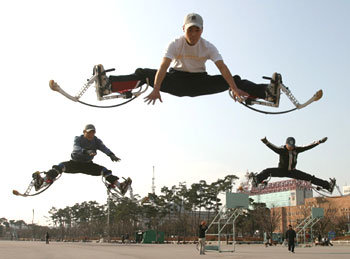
[152,166,156,194]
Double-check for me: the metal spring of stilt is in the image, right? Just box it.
[281,84,300,107]
[75,76,96,99]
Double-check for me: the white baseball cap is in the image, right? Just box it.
[183,13,203,30]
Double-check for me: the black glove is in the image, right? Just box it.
[261,137,268,144]
[319,137,328,144]
[109,153,121,162]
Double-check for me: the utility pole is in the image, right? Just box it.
[106,192,111,242]
[32,209,35,241]
[152,166,156,194]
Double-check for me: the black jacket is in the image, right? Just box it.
[264,140,319,170]
[198,225,208,238]
[286,229,296,242]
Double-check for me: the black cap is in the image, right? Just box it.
[286,137,295,147]
[84,124,96,132]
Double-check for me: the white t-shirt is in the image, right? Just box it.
[164,36,223,73]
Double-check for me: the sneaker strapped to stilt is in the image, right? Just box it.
[265,72,282,103]
[119,178,132,195]
[328,178,336,193]
[32,172,44,191]
[94,64,111,98]
[248,173,259,188]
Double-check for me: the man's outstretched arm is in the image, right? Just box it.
[261,137,282,154]
[298,137,328,153]
[144,57,171,105]
[215,60,249,102]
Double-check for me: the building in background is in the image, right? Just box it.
[248,179,313,208]
[343,186,350,196]
[238,178,350,234]
[271,195,350,234]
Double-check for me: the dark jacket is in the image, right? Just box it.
[71,135,112,162]
[264,140,319,170]
[286,229,296,242]
[198,225,207,238]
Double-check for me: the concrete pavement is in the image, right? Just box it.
[0,241,349,259]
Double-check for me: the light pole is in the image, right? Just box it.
[106,192,111,242]
[347,212,350,233]
[288,197,291,225]
[32,209,35,241]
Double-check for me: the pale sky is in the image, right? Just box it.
[0,0,349,225]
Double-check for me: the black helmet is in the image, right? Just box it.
[286,137,295,147]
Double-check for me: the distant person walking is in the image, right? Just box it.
[198,221,208,255]
[45,231,50,244]
[286,225,296,253]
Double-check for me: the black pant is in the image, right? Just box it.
[109,68,267,98]
[46,160,119,184]
[256,168,330,190]
[60,160,106,175]
[288,241,295,252]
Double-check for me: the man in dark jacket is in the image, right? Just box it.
[32,124,131,195]
[286,225,296,253]
[45,231,50,244]
[249,136,336,193]
[198,221,208,255]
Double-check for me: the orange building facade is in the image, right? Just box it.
[243,179,350,234]
[272,195,350,234]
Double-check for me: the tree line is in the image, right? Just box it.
[1,174,347,242]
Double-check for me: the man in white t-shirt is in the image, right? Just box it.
[96,13,280,105]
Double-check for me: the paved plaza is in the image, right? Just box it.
[0,241,350,259]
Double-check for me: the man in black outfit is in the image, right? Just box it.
[249,136,336,193]
[45,231,50,244]
[286,225,296,253]
[198,221,208,255]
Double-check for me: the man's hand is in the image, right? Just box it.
[109,153,121,162]
[84,149,96,156]
[317,137,328,144]
[261,137,268,144]
[144,57,170,105]
[144,89,162,105]
[214,60,249,102]
[230,88,249,103]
